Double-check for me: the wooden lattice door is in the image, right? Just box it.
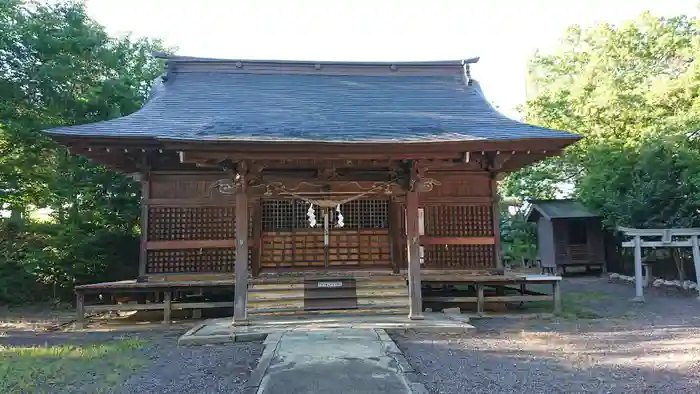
[327,199,391,269]
[260,199,324,270]
[260,198,392,271]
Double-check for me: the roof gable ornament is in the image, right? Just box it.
[462,60,473,86]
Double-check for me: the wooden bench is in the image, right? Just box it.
[74,279,235,328]
[422,274,563,315]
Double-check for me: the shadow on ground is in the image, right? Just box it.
[391,277,700,393]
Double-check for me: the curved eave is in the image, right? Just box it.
[48,132,580,151]
[43,68,581,149]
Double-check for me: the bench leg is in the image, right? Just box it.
[553,281,562,315]
[476,284,485,316]
[192,289,203,319]
[163,291,172,324]
[76,293,85,329]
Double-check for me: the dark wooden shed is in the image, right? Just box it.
[526,200,606,274]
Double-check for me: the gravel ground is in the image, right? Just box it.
[392,277,700,394]
[117,335,263,394]
[0,329,264,394]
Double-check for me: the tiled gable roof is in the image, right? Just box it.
[45,55,580,144]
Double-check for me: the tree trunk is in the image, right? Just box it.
[9,206,23,225]
[673,248,685,282]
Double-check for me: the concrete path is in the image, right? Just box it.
[255,328,425,394]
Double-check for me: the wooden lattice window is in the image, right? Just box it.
[146,248,253,274]
[146,248,236,273]
[335,199,389,229]
[423,205,493,237]
[422,244,494,269]
[262,199,389,231]
[261,200,310,231]
[148,207,235,241]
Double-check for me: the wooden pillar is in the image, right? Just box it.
[75,292,85,329]
[490,175,502,270]
[389,200,402,274]
[233,164,250,325]
[138,173,150,278]
[405,189,423,320]
[251,201,262,278]
[632,235,644,302]
[691,235,700,300]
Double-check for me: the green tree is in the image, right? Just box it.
[0,0,168,303]
[509,11,700,229]
[498,198,538,267]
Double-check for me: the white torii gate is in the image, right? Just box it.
[619,227,700,302]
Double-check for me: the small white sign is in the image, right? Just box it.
[317,281,343,288]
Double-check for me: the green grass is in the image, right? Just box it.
[0,337,147,393]
[527,291,610,320]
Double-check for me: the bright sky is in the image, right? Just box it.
[85,0,698,118]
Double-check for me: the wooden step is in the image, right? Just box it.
[250,304,410,317]
[250,273,406,285]
[247,275,409,315]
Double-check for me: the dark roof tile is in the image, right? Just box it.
[526,200,599,222]
[45,56,581,143]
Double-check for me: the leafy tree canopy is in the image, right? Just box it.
[0,0,168,303]
[507,11,700,229]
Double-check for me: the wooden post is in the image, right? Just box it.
[490,176,502,269]
[691,235,700,300]
[192,289,202,320]
[405,189,423,320]
[476,283,485,315]
[162,291,172,324]
[632,235,645,302]
[76,293,85,329]
[138,173,149,278]
[233,163,250,325]
[388,200,402,274]
[251,201,262,277]
[552,281,561,314]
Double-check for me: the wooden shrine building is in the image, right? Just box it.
[526,199,607,274]
[45,54,580,324]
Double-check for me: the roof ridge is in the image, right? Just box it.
[152,52,480,66]
[155,53,480,78]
